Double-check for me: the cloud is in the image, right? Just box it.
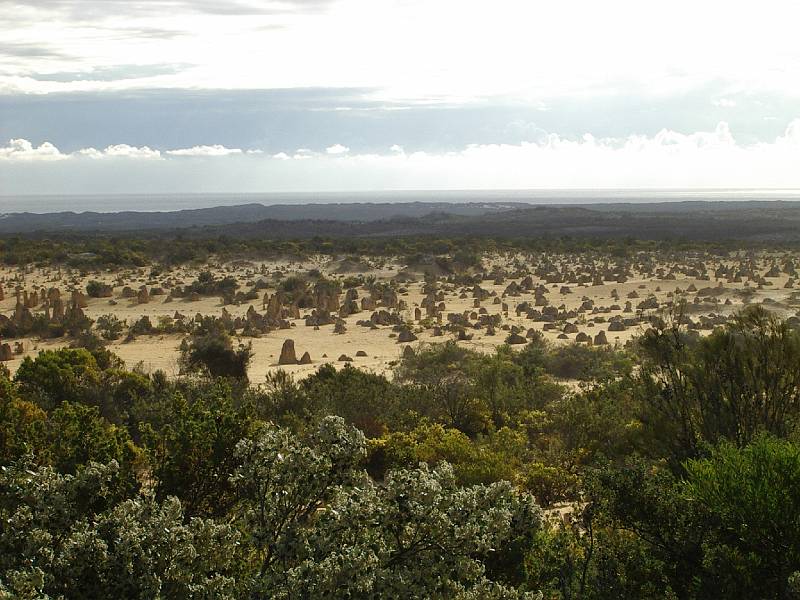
[79,144,162,159]
[293,148,314,159]
[712,98,737,108]
[166,144,243,156]
[325,143,349,155]
[0,42,69,59]
[3,120,800,194]
[0,138,65,160]
[778,119,800,146]
[2,0,335,18]
[5,0,800,107]
[32,63,192,83]
[0,0,331,17]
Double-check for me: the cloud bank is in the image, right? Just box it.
[2,120,799,194]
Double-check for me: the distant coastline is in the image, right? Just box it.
[3,188,800,214]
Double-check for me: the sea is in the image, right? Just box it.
[2,189,800,214]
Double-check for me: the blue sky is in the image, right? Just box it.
[2,0,800,194]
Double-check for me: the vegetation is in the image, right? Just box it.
[3,301,800,597]
[0,233,754,270]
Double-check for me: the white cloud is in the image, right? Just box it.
[292,148,314,160]
[3,120,800,193]
[325,143,349,155]
[166,144,242,156]
[4,0,800,105]
[777,119,800,146]
[0,138,65,161]
[75,144,161,159]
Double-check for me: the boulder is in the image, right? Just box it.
[506,332,527,345]
[608,319,626,332]
[398,329,417,343]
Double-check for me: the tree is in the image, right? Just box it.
[14,348,101,410]
[636,305,800,462]
[0,458,243,599]
[684,436,800,598]
[143,381,251,518]
[232,417,541,598]
[44,401,139,483]
[475,347,525,427]
[179,328,252,381]
[95,313,125,341]
[394,342,488,435]
[544,343,632,382]
[0,369,46,465]
[300,364,400,436]
[85,280,111,298]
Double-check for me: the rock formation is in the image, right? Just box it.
[278,339,298,365]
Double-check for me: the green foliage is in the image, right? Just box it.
[0,458,242,599]
[3,300,800,597]
[0,371,46,465]
[684,436,800,598]
[85,279,111,298]
[95,313,125,340]
[143,381,252,518]
[14,348,101,410]
[544,344,632,382]
[184,270,238,297]
[368,423,523,487]
[179,328,252,381]
[394,342,491,435]
[299,363,400,436]
[636,305,800,462]
[233,416,541,598]
[44,402,139,480]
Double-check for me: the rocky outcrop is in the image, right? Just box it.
[278,339,298,365]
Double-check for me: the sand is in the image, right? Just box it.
[2,250,798,381]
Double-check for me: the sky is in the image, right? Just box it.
[2,0,800,195]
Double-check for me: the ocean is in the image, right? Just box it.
[2,189,800,214]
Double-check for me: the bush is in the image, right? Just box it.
[179,329,252,380]
[96,313,125,340]
[85,280,112,298]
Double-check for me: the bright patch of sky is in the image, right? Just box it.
[1,0,799,193]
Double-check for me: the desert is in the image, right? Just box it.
[3,245,798,381]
